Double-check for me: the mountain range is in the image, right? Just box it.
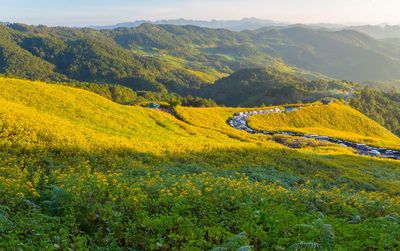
[3,22,400,87]
[89,18,288,31]
[90,18,400,39]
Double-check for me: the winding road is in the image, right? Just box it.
[227,106,400,160]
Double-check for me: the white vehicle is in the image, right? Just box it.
[369,150,380,156]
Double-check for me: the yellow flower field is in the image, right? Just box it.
[0,77,399,250]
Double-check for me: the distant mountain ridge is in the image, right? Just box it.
[347,25,400,39]
[90,18,400,39]
[89,18,288,31]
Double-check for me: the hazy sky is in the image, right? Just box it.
[1,0,400,26]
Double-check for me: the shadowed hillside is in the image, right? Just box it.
[203,68,353,106]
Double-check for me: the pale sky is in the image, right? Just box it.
[1,0,399,26]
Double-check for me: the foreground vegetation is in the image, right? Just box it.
[0,77,399,250]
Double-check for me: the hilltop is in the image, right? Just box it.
[0,77,400,249]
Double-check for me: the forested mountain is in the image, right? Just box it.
[91,18,400,40]
[2,22,400,92]
[107,23,400,81]
[203,68,353,106]
[0,23,211,95]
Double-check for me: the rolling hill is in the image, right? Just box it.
[247,102,400,149]
[0,77,400,249]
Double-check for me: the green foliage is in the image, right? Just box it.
[169,98,182,108]
[60,81,138,105]
[0,25,66,81]
[288,242,322,250]
[203,68,353,106]
[350,87,400,135]
[181,95,217,107]
[212,232,252,251]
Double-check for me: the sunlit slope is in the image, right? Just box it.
[248,103,400,148]
[0,77,257,153]
[2,81,400,250]
[1,77,400,190]
[175,106,278,143]
[175,105,357,155]
[1,76,399,156]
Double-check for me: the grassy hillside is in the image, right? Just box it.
[1,77,400,250]
[0,77,245,153]
[248,102,400,149]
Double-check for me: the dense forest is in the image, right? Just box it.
[0,23,210,95]
[203,68,354,106]
[350,88,400,135]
